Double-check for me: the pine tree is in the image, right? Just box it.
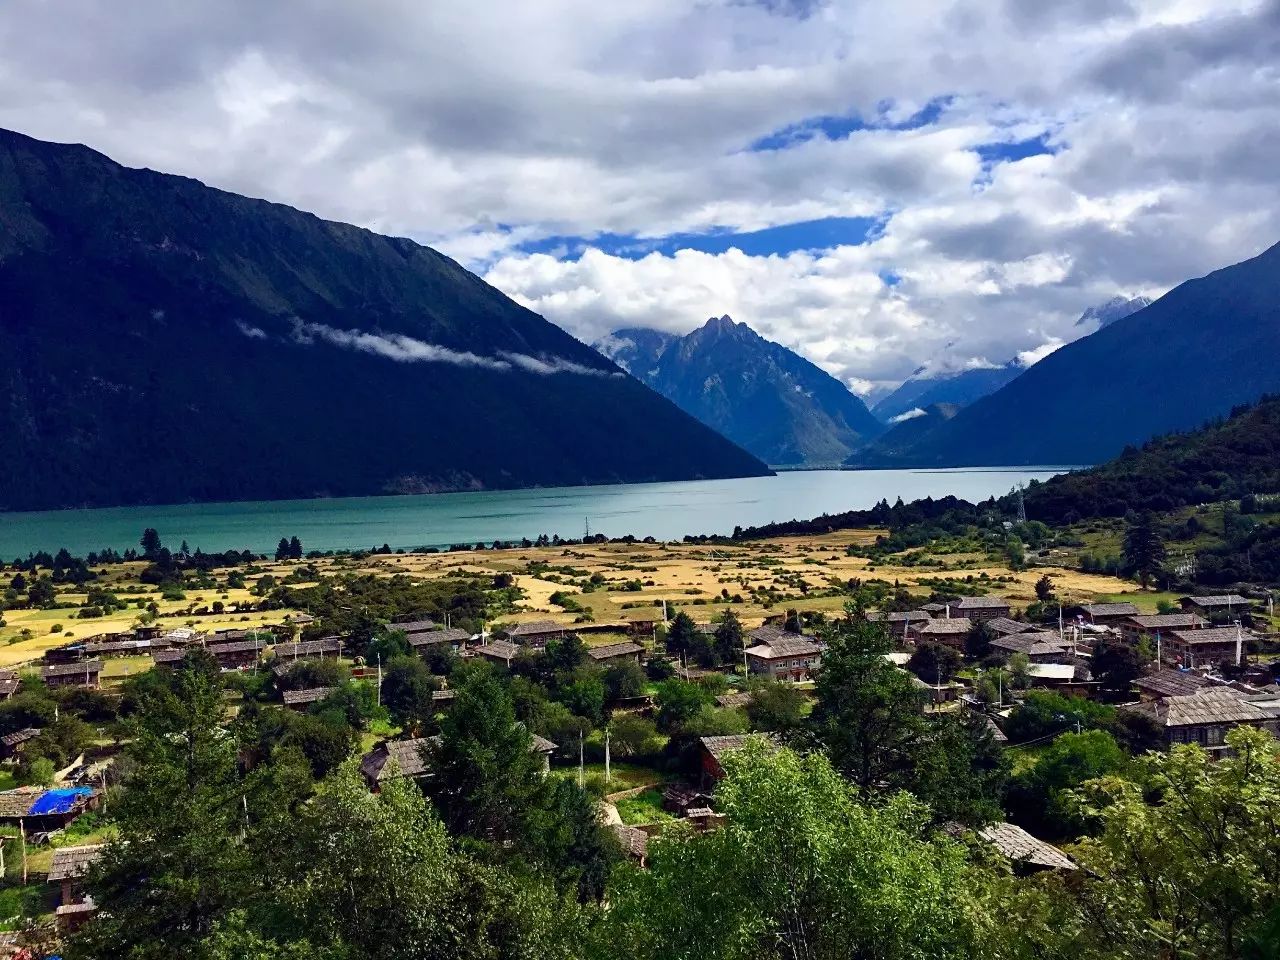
[288,536,303,559]
[1123,513,1167,589]
[275,538,291,562]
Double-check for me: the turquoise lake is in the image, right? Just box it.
[0,468,1072,557]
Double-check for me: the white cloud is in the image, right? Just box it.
[889,407,928,424]
[0,0,1276,390]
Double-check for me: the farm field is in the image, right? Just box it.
[0,528,1150,671]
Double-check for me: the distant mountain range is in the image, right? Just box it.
[848,243,1280,467]
[595,317,884,466]
[873,296,1151,423]
[0,128,770,511]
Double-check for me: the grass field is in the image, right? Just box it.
[0,529,1140,673]
[615,788,677,827]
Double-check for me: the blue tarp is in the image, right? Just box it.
[26,786,92,817]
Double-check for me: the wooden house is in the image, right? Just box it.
[360,733,556,790]
[696,734,779,783]
[744,626,821,680]
[0,786,99,830]
[41,660,102,690]
[1124,687,1280,754]
[1132,668,1213,701]
[0,670,18,701]
[407,627,470,654]
[282,686,336,711]
[586,641,644,666]
[1163,625,1253,668]
[867,610,931,638]
[0,727,40,760]
[504,621,572,648]
[48,843,103,910]
[272,637,344,662]
[1121,613,1208,645]
[946,597,1010,624]
[911,617,972,650]
[472,639,521,668]
[985,617,1035,638]
[1179,594,1253,620]
[205,638,267,671]
[989,631,1073,662]
[1074,602,1141,628]
[976,822,1076,874]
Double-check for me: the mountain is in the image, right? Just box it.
[1016,394,1280,523]
[1075,295,1153,329]
[873,297,1150,423]
[0,129,770,512]
[847,243,1280,468]
[873,363,1023,423]
[592,328,676,378]
[595,316,885,466]
[852,403,961,462]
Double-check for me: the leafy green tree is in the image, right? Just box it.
[1068,727,1280,960]
[602,660,646,706]
[275,538,291,561]
[1092,638,1144,696]
[72,666,265,958]
[1004,690,1116,743]
[1123,512,1167,589]
[653,678,713,733]
[366,627,411,666]
[381,655,439,733]
[140,527,162,559]
[601,741,985,960]
[562,670,606,726]
[965,620,994,659]
[1007,730,1126,839]
[782,608,803,633]
[907,641,962,684]
[909,712,1010,827]
[523,776,620,903]
[744,679,805,733]
[809,606,928,794]
[1006,652,1033,690]
[609,714,661,757]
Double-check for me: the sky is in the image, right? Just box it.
[1,0,1277,398]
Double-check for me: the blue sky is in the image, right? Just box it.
[3,0,1275,396]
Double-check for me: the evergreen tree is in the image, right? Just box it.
[664,611,697,658]
[288,536,303,559]
[1123,512,1167,589]
[713,610,744,666]
[275,538,292,562]
[139,527,162,560]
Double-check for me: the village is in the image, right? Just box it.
[2,523,1278,945]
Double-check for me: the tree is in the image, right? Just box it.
[601,741,985,960]
[73,666,265,957]
[1123,512,1167,589]
[744,679,805,733]
[1007,730,1126,839]
[140,527,162,559]
[380,656,439,733]
[426,670,545,843]
[288,536,303,560]
[1067,727,1280,959]
[1035,574,1056,603]
[782,608,803,633]
[965,620,993,659]
[523,776,620,903]
[275,538,292,562]
[1003,690,1116,743]
[909,711,1010,827]
[1006,652,1033,689]
[1093,638,1144,696]
[906,641,962,684]
[665,611,698,658]
[602,660,646,706]
[609,714,661,757]
[713,610,745,666]
[808,606,929,794]
[653,678,712,733]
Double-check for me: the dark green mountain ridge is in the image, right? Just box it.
[0,128,769,511]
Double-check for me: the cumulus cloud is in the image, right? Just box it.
[235,321,267,340]
[1,0,1277,393]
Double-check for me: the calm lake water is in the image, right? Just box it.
[0,468,1073,557]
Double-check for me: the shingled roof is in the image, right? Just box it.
[986,617,1035,637]
[1133,669,1213,699]
[917,618,972,636]
[1078,602,1141,618]
[41,661,103,679]
[273,638,344,659]
[990,632,1071,656]
[586,641,644,661]
[951,596,1009,611]
[361,732,558,783]
[699,733,780,764]
[1133,687,1275,728]
[1183,594,1252,609]
[506,621,569,640]
[979,822,1076,871]
[1127,614,1208,631]
[282,686,336,707]
[407,627,470,648]
[745,634,821,659]
[48,844,104,882]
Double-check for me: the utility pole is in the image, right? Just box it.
[604,726,611,785]
[376,652,383,706]
[578,728,584,788]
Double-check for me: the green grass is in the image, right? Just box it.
[0,882,53,930]
[1005,744,1049,775]
[1092,590,1184,612]
[615,788,677,827]
[550,761,668,793]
